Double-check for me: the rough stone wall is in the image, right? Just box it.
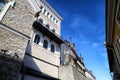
[1,0,35,37]
[0,26,28,60]
[0,56,21,80]
[59,66,74,80]
[0,25,28,80]
[0,0,35,80]
[59,65,88,80]
[72,66,87,80]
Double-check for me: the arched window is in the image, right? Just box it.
[34,34,40,44]
[43,39,48,49]
[39,18,43,24]
[51,44,55,53]
[52,29,55,33]
[46,24,50,29]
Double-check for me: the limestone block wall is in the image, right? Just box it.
[1,0,35,37]
[24,54,59,78]
[59,66,74,80]
[25,41,60,78]
[59,65,87,80]
[0,0,36,79]
[72,66,87,80]
[0,25,28,80]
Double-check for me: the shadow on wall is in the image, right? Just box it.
[21,40,42,80]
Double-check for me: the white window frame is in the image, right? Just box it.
[0,0,15,21]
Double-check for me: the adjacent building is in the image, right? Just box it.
[106,0,120,79]
[59,40,95,80]
[85,69,96,80]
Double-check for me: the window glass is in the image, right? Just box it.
[46,24,50,29]
[51,44,55,53]
[39,18,43,24]
[0,0,6,11]
[34,34,40,44]
[52,29,55,33]
[43,39,48,49]
[47,12,49,16]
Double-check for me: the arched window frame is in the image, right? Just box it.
[52,29,55,33]
[46,24,50,29]
[34,34,40,44]
[38,18,43,24]
[43,39,48,49]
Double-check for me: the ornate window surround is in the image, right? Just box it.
[0,0,15,21]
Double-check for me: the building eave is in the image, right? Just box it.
[33,21,64,45]
[106,0,115,46]
[106,0,115,72]
[106,0,118,72]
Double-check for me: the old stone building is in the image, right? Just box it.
[106,0,120,79]
[60,40,95,80]
[0,0,95,80]
[23,0,63,80]
[0,0,35,80]
[85,69,96,80]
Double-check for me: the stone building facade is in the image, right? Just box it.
[106,0,120,79]
[23,0,63,80]
[0,0,35,80]
[60,40,96,80]
[0,0,95,80]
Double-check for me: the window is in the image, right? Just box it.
[43,39,48,49]
[43,9,46,14]
[52,29,55,33]
[47,12,49,17]
[0,0,5,12]
[46,24,50,29]
[34,34,40,44]
[51,44,55,53]
[0,0,15,21]
[39,18,43,24]
[53,18,55,21]
[56,20,58,23]
[50,15,52,19]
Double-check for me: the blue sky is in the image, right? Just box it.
[47,0,111,80]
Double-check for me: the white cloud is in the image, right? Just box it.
[92,42,99,48]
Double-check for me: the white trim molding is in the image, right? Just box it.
[0,0,15,21]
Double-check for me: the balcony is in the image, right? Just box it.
[32,20,64,45]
